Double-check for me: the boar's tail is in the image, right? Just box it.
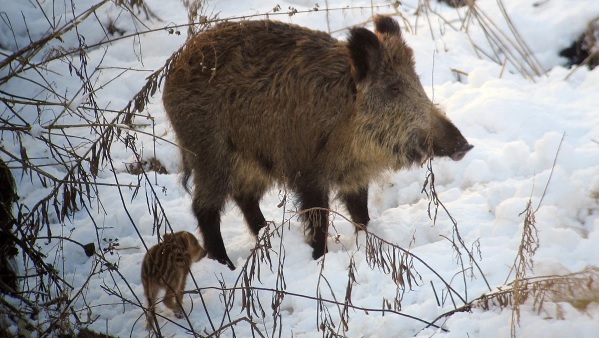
[180,151,193,194]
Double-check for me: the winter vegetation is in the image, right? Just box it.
[1,0,598,337]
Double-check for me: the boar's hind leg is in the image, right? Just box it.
[297,185,330,260]
[233,192,267,236]
[340,187,370,231]
[191,174,236,270]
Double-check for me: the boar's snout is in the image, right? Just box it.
[429,115,473,162]
[450,143,474,161]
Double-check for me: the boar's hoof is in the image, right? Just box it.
[209,253,236,270]
[220,257,236,271]
[312,247,328,260]
[450,144,474,161]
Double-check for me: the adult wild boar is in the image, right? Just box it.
[163,16,473,270]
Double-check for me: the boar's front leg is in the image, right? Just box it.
[297,183,330,260]
[340,186,370,231]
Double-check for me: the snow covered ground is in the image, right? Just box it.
[2,0,599,337]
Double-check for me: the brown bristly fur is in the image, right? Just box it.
[162,15,472,270]
[141,231,206,329]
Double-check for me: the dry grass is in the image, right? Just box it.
[2,0,597,336]
[475,267,599,318]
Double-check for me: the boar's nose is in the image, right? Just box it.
[450,143,474,161]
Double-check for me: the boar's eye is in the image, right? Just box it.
[388,83,402,95]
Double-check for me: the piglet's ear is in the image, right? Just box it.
[184,233,196,249]
[348,27,381,82]
[374,15,401,38]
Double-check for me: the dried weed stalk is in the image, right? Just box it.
[476,266,599,318]
[0,1,409,336]
[2,1,561,336]
[0,0,186,336]
[405,0,544,80]
[422,158,492,301]
[424,134,578,335]
[504,132,564,337]
[180,186,457,337]
[427,266,599,333]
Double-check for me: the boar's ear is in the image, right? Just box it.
[348,27,382,82]
[374,15,401,39]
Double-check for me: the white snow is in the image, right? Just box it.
[1,0,598,337]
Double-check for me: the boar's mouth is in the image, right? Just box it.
[433,141,474,161]
[449,143,474,161]
[399,136,473,165]
[392,135,473,166]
